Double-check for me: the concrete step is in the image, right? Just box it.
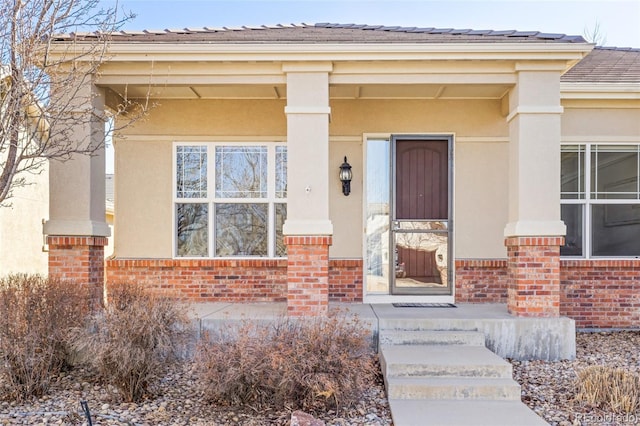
[388,399,548,426]
[380,345,513,379]
[385,376,522,400]
[379,330,485,346]
[378,317,480,333]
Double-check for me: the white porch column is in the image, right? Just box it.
[504,64,566,237]
[282,62,333,236]
[43,79,109,303]
[504,63,566,317]
[282,62,333,316]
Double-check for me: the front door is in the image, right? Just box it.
[391,136,452,295]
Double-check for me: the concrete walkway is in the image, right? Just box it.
[192,302,562,425]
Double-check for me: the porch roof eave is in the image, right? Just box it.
[561,82,640,100]
[48,41,594,70]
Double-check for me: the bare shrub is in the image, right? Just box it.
[195,313,376,413]
[0,274,91,400]
[71,282,193,402]
[575,365,640,413]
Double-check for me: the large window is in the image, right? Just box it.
[175,143,287,258]
[561,144,640,257]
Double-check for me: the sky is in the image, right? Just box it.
[102,0,640,172]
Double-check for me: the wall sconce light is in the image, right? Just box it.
[339,156,352,196]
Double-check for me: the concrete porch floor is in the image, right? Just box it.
[192,302,576,361]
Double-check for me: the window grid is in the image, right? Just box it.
[176,146,207,198]
[276,146,287,198]
[591,145,640,200]
[585,146,592,258]
[561,143,640,259]
[174,142,287,259]
[215,146,268,199]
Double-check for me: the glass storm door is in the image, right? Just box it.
[391,136,452,295]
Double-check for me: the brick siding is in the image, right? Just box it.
[106,254,639,327]
[106,257,363,303]
[106,258,289,302]
[283,236,331,316]
[560,259,640,329]
[47,236,107,305]
[329,259,364,302]
[58,234,638,327]
[505,236,564,317]
[454,257,640,329]
[455,259,508,304]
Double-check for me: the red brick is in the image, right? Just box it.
[504,237,562,317]
[560,259,640,329]
[48,235,107,305]
[106,256,362,308]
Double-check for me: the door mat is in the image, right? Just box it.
[392,303,456,308]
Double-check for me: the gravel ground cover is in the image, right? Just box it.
[0,360,391,425]
[511,331,640,426]
[2,331,639,425]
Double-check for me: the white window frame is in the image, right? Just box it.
[173,141,287,259]
[561,143,640,259]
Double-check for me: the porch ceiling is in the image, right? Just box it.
[103,82,511,100]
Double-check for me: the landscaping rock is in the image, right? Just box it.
[2,332,637,425]
[511,331,640,426]
[0,362,391,425]
[291,410,325,426]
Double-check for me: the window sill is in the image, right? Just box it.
[560,258,640,267]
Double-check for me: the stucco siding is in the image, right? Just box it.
[0,163,49,274]
[455,140,509,258]
[330,99,507,137]
[115,98,512,259]
[329,138,362,258]
[114,139,173,258]
[561,104,640,138]
[124,99,287,136]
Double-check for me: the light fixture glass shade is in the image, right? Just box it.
[339,166,352,181]
[339,156,352,196]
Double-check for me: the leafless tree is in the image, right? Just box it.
[0,0,144,206]
[583,21,608,46]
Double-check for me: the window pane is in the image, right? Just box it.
[215,203,268,256]
[560,145,584,199]
[215,146,267,198]
[592,204,640,256]
[366,139,390,293]
[591,146,639,199]
[560,204,583,256]
[275,203,287,257]
[176,146,207,198]
[276,146,287,198]
[176,203,208,256]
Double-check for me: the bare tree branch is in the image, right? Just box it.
[583,20,608,46]
[0,0,147,206]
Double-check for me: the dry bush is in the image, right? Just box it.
[195,313,376,413]
[72,282,193,402]
[575,365,640,413]
[0,274,92,400]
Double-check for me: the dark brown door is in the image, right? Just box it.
[396,140,448,220]
[392,137,451,295]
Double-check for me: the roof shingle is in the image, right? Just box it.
[54,22,588,44]
[562,47,640,83]
[50,24,640,84]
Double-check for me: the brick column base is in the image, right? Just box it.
[284,235,332,317]
[48,236,107,306]
[505,236,564,317]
